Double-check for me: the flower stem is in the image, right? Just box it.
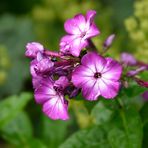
[87,39,98,51]
[44,50,61,57]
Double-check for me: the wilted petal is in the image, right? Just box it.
[43,96,69,120]
[25,42,44,58]
[98,78,120,99]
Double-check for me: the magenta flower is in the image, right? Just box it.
[25,42,44,58]
[121,52,137,66]
[72,52,122,100]
[60,10,100,57]
[142,91,148,100]
[34,76,69,120]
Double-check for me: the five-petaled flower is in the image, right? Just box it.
[60,10,100,57]
[72,52,122,100]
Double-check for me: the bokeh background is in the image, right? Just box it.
[0,0,148,147]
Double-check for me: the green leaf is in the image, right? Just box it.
[140,103,148,148]
[40,115,70,148]
[107,107,143,148]
[91,101,112,125]
[60,126,109,148]
[0,92,32,128]
[25,138,47,148]
[0,112,33,146]
[0,14,35,96]
[60,106,142,148]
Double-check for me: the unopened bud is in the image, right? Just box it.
[103,34,115,49]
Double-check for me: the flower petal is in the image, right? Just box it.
[42,96,69,120]
[86,10,96,25]
[74,14,86,33]
[72,65,94,88]
[82,79,100,101]
[98,78,120,99]
[64,13,86,35]
[54,76,69,89]
[84,23,100,39]
[70,37,88,57]
[102,57,122,81]
[34,78,55,104]
[81,52,106,73]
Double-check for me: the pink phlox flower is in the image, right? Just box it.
[72,52,122,100]
[60,10,100,57]
[34,76,69,120]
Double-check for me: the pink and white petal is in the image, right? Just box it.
[86,10,96,25]
[42,96,69,120]
[64,18,81,35]
[34,84,56,104]
[82,79,100,101]
[84,23,100,39]
[70,37,87,57]
[102,58,122,81]
[72,65,94,87]
[81,52,106,73]
[98,78,120,99]
[74,14,86,33]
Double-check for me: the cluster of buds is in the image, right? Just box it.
[25,10,123,120]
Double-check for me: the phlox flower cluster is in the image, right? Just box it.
[25,10,122,120]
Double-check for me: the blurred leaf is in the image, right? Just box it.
[25,138,47,148]
[60,106,142,148]
[60,126,109,148]
[107,107,142,148]
[0,112,33,146]
[40,115,70,148]
[0,14,35,96]
[0,92,32,128]
[91,100,112,126]
[140,103,148,148]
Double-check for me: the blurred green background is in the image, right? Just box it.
[0,0,148,148]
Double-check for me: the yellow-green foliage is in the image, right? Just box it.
[125,0,148,61]
[0,45,10,85]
